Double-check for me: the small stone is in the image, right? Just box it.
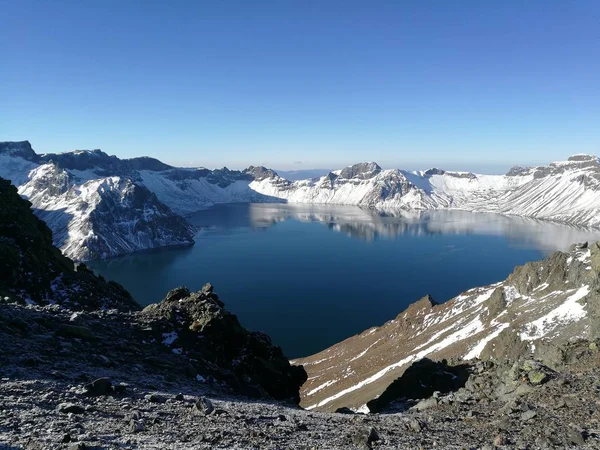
[520,410,537,421]
[527,371,548,385]
[296,422,308,431]
[567,428,585,445]
[57,403,85,414]
[129,419,144,433]
[145,394,165,403]
[201,283,214,295]
[84,377,112,396]
[61,433,71,443]
[406,418,424,432]
[589,341,598,351]
[413,397,438,411]
[195,396,214,415]
[175,393,184,401]
[493,434,507,446]
[351,427,379,449]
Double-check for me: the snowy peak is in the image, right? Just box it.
[19,166,196,261]
[244,165,280,181]
[339,162,382,180]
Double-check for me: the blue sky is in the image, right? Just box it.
[1,1,598,172]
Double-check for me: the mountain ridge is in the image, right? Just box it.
[4,140,600,261]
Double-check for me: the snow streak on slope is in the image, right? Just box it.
[295,242,599,412]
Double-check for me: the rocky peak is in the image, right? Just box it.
[244,165,279,181]
[424,168,446,176]
[399,294,438,318]
[123,156,172,171]
[0,140,39,162]
[40,149,173,174]
[40,149,119,172]
[506,165,533,177]
[340,162,382,180]
[568,154,598,162]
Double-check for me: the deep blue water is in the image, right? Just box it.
[88,203,600,358]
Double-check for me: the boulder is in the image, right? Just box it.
[366,358,469,413]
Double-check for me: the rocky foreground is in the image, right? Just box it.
[2,297,600,449]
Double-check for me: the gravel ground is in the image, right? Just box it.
[2,301,600,449]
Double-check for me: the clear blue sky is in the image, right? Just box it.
[1,1,598,172]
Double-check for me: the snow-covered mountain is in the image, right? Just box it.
[251,156,600,227]
[0,141,282,260]
[0,142,195,260]
[293,241,600,412]
[4,139,600,260]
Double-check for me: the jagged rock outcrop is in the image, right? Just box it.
[139,285,307,403]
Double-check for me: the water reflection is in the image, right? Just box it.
[191,203,600,254]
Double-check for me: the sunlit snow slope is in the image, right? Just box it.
[251,156,600,227]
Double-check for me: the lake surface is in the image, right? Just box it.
[88,204,600,358]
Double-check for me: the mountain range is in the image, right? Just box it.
[3,140,600,261]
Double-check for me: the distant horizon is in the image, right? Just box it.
[4,137,595,176]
